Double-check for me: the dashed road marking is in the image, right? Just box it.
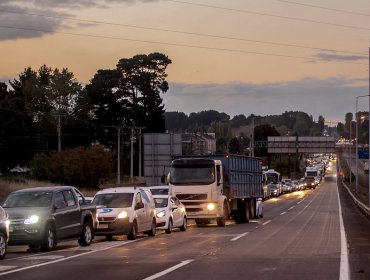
[288,206,295,210]
[280,212,286,215]
[231,232,249,241]
[142,259,194,280]
[262,220,272,226]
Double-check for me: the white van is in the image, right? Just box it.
[93,186,156,240]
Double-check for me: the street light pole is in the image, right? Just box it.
[355,94,370,194]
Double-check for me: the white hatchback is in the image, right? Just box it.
[153,195,187,234]
[93,186,157,240]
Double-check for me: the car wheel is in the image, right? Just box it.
[78,221,93,246]
[0,232,6,259]
[179,217,187,231]
[165,219,173,234]
[41,224,57,252]
[127,221,137,240]
[147,219,156,237]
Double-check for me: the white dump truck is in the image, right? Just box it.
[165,154,264,226]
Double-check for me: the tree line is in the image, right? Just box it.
[1,51,367,188]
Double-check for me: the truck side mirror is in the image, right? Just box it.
[160,174,166,184]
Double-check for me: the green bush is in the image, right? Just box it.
[30,145,114,189]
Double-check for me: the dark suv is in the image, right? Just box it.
[3,186,96,251]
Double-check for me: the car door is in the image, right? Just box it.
[171,197,183,227]
[53,191,69,239]
[140,190,154,230]
[61,189,81,237]
[134,193,147,232]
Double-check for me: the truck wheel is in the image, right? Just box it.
[41,224,57,252]
[217,202,228,227]
[78,221,93,246]
[165,219,173,234]
[0,232,6,259]
[127,221,138,240]
[250,199,256,219]
[179,217,187,231]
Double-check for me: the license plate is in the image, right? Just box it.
[98,224,108,229]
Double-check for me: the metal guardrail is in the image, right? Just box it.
[341,180,370,220]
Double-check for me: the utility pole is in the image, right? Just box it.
[57,113,61,152]
[117,126,121,185]
[130,127,134,183]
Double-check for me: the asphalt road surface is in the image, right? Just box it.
[0,163,368,280]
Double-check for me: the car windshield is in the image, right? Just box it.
[154,197,169,208]
[267,173,279,183]
[3,191,53,208]
[170,166,215,185]
[93,193,134,208]
[150,188,169,195]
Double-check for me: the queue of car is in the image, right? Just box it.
[0,183,188,258]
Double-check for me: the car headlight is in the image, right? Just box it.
[117,211,128,219]
[24,215,39,224]
[207,203,216,211]
[156,210,166,218]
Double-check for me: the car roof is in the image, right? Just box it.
[96,186,142,194]
[12,186,75,193]
[152,194,170,199]
[149,185,169,189]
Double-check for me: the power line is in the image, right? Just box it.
[0,25,367,65]
[274,0,370,17]
[0,8,366,56]
[164,0,370,31]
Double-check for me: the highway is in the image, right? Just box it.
[0,164,369,280]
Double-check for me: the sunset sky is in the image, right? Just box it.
[0,0,369,123]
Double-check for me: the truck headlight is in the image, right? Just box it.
[207,203,216,211]
[117,211,128,219]
[24,215,39,224]
[156,210,166,218]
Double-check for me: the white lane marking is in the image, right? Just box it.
[231,232,249,242]
[0,240,138,276]
[0,266,17,272]
[24,255,64,260]
[337,182,350,280]
[288,206,295,210]
[280,212,286,215]
[142,259,194,280]
[262,220,272,226]
[297,198,306,204]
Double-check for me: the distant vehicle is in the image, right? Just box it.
[281,179,293,193]
[364,161,369,174]
[93,186,157,240]
[262,169,281,198]
[3,186,96,251]
[304,177,317,189]
[153,194,187,233]
[0,206,9,259]
[84,197,94,204]
[268,183,280,197]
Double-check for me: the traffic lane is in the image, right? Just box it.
[0,218,269,279]
[338,179,370,280]
[159,176,341,280]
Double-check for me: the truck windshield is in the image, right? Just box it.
[306,171,318,176]
[3,191,53,208]
[267,174,279,183]
[170,166,215,185]
[93,193,134,208]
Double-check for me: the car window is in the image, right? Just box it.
[93,193,134,208]
[63,190,76,206]
[135,193,143,206]
[54,191,67,209]
[150,188,169,195]
[3,191,53,208]
[154,197,169,208]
